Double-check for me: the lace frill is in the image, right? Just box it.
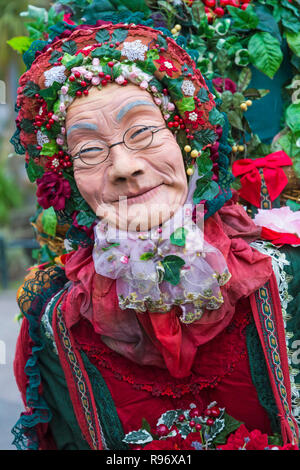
[12,267,67,450]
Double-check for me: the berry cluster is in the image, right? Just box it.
[184,0,252,20]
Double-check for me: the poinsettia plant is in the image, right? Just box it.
[123,402,298,450]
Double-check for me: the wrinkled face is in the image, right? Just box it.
[66,84,188,231]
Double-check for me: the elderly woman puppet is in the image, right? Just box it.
[12,23,298,450]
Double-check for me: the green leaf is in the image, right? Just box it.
[227,109,243,130]
[123,429,153,445]
[278,132,300,158]
[39,81,62,108]
[213,413,243,445]
[62,40,77,55]
[227,5,259,30]
[237,68,252,92]
[140,252,155,260]
[101,243,120,252]
[176,97,195,113]
[170,228,187,247]
[40,141,59,157]
[281,8,300,34]
[7,36,33,54]
[243,88,270,100]
[163,77,184,100]
[61,52,84,69]
[23,81,40,98]
[220,90,233,112]
[255,5,282,43]
[196,151,213,175]
[141,418,152,434]
[147,49,159,60]
[42,207,57,237]
[209,108,225,126]
[26,159,44,182]
[286,31,300,57]
[95,30,110,44]
[111,29,128,44]
[248,32,283,79]
[194,129,217,148]
[76,211,96,228]
[157,409,183,429]
[49,50,64,65]
[161,255,185,286]
[193,179,220,204]
[92,47,121,61]
[286,103,300,133]
[235,49,250,67]
[20,119,35,133]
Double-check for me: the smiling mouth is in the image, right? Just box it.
[111,184,164,205]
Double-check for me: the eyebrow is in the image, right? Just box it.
[67,122,98,137]
[117,100,156,121]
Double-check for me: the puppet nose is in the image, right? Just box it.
[108,146,145,184]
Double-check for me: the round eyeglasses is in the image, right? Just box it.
[71,124,167,166]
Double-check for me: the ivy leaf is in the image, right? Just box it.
[176,97,195,114]
[197,87,209,103]
[42,207,57,237]
[140,252,155,260]
[62,40,77,55]
[95,30,110,44]
[23,81,40,98]
[7,36,33,53]
[248,32,283,79]
[193,178,220,204]
[76,211,96,228]
[111,29,128,44]
[194,129,217,148]
[26,159,44,182]
[123,429,153,445]
[161,255,185,286]
[209,108,225,126]
[170,228,187,247]
[227,5,259,30]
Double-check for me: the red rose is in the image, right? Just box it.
[217,425,269,451]
[36,171,71,211]
[212,77,237,94]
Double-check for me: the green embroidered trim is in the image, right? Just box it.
[246,321,280,434]
[80,352,129,451]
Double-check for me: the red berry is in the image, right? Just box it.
[69,76,75,82]
[35,93,40,98]
[108,61,114,67]
[189,409,200,418]
[49,119,55,125]
[47,112,53,118]
[241,3,249,9]
[101,80,108,86]
[210,407,221,417]
[122,79,128,86]
[76,90,82,97]
[189,420,196,428]
[156,424,169,436]
[204,0,216,7]
[80,81,87,87]
[105,74,111,80]
[83,89,89,95]
[168,122,174,128]
[180,124,185,129]
[215,7,225,16]
[174,115,180,121]
[220,0,230,5]
[46,123,52,130]
[36,146,42,151]
[115,42,120,46]
[178,414,185,422]
[206,418,214,426]
[195,424,202,431]
[109,43,114,48]
[58,150,64,157]
[173,121,179,127]
[74,72,81,78]
[99,72,105,78]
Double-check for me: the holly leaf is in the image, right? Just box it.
[170,227,187,247]
[161,255,185,286]
[193,178,220,204]
[197,87,209,103]
[61,52,84,69]
[163,77,184,101]
[62,40,77,55]
[213,413,243,445]
[91,47,121,60]
[157,409,183,429]
[49,50,64,65]
[123,429,153,445]
[42,207,57,237]
[209,108,225,126]
[20,119,35,133]
[23,81,40,98]
[248,32,283,79]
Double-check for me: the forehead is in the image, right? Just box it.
[66,83,160,129]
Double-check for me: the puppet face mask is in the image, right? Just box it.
[66,84,188,231]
